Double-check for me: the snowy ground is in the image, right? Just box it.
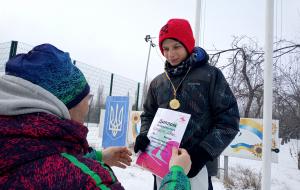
[113,142,299,190]
[87,127,300,189]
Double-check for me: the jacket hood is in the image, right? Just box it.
[0,112,89,174]
[0,75,70,119]
[186,46,209,67]
[165,47,209,76]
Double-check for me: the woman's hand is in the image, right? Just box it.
[169,147,191,175]
[102,147,132,168]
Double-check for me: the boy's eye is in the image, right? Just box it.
[174,44,183,48]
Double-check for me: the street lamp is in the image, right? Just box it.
[141,35,156,109]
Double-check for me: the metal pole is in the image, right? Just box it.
[9,41,18,59]
[224,156,229,181]
[262,0,274,189]
[217,156,220,179]
[194,0,202,46]
[136,82,140,111]
[109,73,114,96]
[141,38,152,106]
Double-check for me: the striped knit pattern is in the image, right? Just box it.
[159,166,191,190]
[5,44,90,109]
[0,112,124,190]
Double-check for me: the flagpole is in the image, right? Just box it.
[194,0,202,46]
[262,0,274,189]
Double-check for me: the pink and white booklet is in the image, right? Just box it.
[136,108,191,178]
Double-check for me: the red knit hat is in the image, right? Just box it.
[159,18,195,55]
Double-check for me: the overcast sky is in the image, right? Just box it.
[1,0,299,82]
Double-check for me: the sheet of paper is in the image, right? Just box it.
[136,108,190,178]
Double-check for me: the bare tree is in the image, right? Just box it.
[210,36,264,118]
[209,37,300,169]
[274,41,300,139]
[275,52,300,169]
[209,37,300,119]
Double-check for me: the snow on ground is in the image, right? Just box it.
[112,157,153,190]
[87,127,300,189]
[113,154,227,190]
[219,139,300,190]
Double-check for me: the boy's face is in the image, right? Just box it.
[162,39,188,66]
[68,94,92,124]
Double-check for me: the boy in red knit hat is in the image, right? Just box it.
[134,18,240,190]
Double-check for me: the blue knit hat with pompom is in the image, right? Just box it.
[5,43,90,109]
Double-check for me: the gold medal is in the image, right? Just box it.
[164,67,191,110]
[169,98,180,110]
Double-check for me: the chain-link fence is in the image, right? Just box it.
[0,41,145,123]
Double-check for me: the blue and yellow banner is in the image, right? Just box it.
[222,118,279,162]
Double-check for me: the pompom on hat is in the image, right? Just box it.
[159,18,195,55]
[5,43,90,109]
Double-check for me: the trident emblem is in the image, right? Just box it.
[109,104,124,137]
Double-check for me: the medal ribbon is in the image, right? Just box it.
[164,67,191,107]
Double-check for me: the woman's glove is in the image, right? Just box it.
[134,134,150,153]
